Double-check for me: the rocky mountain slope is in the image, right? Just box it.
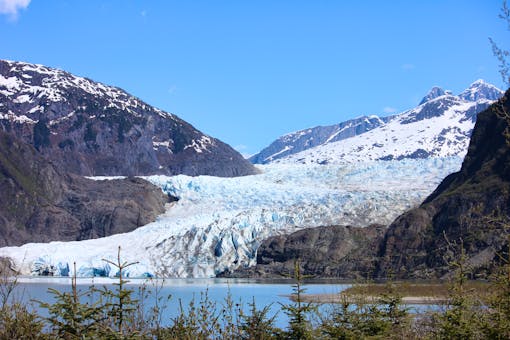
[249,115,387,164]
[0,60,256,177]
[0,129,168,247]
[251,80,503,164]
[219,224,386,279]
[230,90,510,279]
[376,88,510,279]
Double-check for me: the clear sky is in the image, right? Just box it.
[1,1,508,156]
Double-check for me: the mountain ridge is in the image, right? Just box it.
[250,80,503,164]
[0,59,256,177]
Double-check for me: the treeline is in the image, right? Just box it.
[1,253,510,339]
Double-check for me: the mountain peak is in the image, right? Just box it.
[419,86,448,105]
[251,79,503,165]
[471,78,487,85]
[459,79,504,102]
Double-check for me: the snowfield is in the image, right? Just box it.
[0,158,462,278]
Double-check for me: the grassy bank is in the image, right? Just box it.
[294,281,491,304]
[342,281,490,297]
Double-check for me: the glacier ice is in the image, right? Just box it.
[0,158,463,278]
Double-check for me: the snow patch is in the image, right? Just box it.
[0,74,21,92]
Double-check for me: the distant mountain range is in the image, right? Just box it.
[250,80,503,164]
[0,60,256,177]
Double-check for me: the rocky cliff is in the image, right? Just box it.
[220,225,385,279]
[0,129,168,246]
[0,60,256,177]
[375,89,510,279]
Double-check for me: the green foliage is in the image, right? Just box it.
[376,282,410,336]
[219,289,242,339]
[0,268,44,339]
[0,303,44,339]
[143,279,172,338]
[39,286,103,339]
[39,248,152,339]
[239,298,280,340]
[490,0,510,87]
[95,246,144,338]
[162,291,222,339]
[12,243,510,339]
[38,257,140,339]
[432,241,486,339]
[280,261,317,340]
[320,281,409,339]
[479,238,510,338]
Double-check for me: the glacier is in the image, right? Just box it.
[0,158,463,278]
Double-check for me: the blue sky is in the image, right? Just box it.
[1,1,508,156]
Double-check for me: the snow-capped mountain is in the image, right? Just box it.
[251,80,503,165]
[249,115,388,164]
[0,157,462,278]
[0,60,256,177]
[458,79,503,101]
[419,86,451,105]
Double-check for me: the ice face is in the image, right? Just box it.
[0,158,463,278]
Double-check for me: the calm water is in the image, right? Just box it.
[10,277,351,328]
[9,277,438,329]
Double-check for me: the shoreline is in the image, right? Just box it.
[289,293,448,305]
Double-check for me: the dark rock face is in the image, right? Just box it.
[376,89,510,279]
[221,225,385,279]
[0,60,256,177]
[0,130,168,247]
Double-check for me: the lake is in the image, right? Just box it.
[7,277,439,330]
[8,277,353,329]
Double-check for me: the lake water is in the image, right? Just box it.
[8,277,438,329]
[9,277,352,329]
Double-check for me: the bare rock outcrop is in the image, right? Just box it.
[220,225,385,279]
[0,130,168,246]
